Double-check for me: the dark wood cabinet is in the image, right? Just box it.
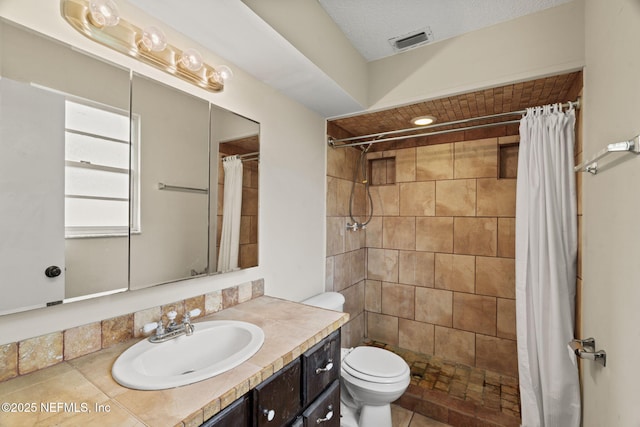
[200,329,341,427]
[301,329,340,407]
[253,358,302,427]
[202,394,251,427]
[300,380,340,427]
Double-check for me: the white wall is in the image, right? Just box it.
[0,0,327,345]
[582,0,640,425]
[367,0,585,111]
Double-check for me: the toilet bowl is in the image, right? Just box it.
[302,292,411,427]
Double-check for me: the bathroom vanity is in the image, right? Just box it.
[0,297,348,426]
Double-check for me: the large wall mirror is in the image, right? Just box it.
[0,20,260,315]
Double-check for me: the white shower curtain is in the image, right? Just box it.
[217,156,243,273]
[516,104,581,426]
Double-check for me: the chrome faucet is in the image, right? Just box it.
[142,309,201,343]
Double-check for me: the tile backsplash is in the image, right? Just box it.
[0,279,264,383]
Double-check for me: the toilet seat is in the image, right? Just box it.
[342,347,409,384]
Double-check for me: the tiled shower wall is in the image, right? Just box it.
[326,146,367,348]
[326,134,521,376]
[363,137,519,377]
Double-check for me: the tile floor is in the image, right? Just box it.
[392,404,451,427]
[369,341,521,427]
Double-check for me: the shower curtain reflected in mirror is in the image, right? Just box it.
[217,156,243,273]
[516,104,580,426]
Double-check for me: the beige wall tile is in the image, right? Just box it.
[64,323,102,360]
[365,216,383,248]
[205,290,223,314]
[393,148,416,182]
[497,298,517,340]
[399,181,435,216]
[417,143,454,181]
[333,252,351,292]
[434,326,475,366]
[342,281,365,319]
[252,279,265,298]
[371,185,399,216]
[434,253,475,293]
[327,145,357,180]
[365,280,382,313]
[435,179,477,216]
[383,216,416,250]
[399,319,434,355]
[0,343,18,382]
[454,138,498,179]
[415,288,453,327]
[342,313,365,348]
[133,306,161,338]
[476,335,518,377]
[497,218,516,258]
[19,332,63,375]
[345,222,365,252]
[399,251,435,287]
[336,179,353,217]
[415,251,436,288]
[367,248,399,282]
[101,314,133,349]
[326,217,346,256]
[381,282,415,319]
[325,257,335,292]
[476,257,516,298]
[416,217,454,252]
[453,217,497,256]
[367,312,399,345]
[453,293,497,336]
[499,145,519,178]
[498,135,520,145]
[352,183,367,217]
[350,249,366,285]
[222,287,239,309]
[476,178,516,217]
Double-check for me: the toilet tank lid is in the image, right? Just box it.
[302,292,345,310]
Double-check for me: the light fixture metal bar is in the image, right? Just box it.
[61,0,224,92]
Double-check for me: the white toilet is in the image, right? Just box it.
[302,292,411,427]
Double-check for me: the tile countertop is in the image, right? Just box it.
[0,296,349,427]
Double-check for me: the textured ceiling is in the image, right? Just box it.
[328,71,582,150]
[318,0,573,61]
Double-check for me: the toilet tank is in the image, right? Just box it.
[301,292,345,311]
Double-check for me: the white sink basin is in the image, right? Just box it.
[112,320,264,390]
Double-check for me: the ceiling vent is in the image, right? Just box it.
[389,27,434,52]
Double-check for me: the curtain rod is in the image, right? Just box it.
[328,99,580,149]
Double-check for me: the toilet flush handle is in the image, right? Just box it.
[315,359,334,374]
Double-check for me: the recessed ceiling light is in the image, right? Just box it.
[412,115,436,126]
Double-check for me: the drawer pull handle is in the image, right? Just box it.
[263,409,275,421]
[315,359,334,374]
[316,405,333,424]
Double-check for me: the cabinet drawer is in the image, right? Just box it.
[301,380,340,427]
[201,394,250,427]
[253,358,302,427]
[302,329,340,406]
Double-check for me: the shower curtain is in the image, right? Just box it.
[217,156,243,273]
[516,104,581,426]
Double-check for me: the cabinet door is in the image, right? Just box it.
[302,330,340,406]
[253,359,302,427]
[302,380,340,427]
[201,394,250,427]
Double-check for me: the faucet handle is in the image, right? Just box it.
[167,310,178,321]
[183,308,201,323]
[142,321,160,334]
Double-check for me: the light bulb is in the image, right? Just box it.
[210,65,233,84]
[141,26,167,52]
[89,0,120,27]
[411,115,436,126]
[179,48,203,72]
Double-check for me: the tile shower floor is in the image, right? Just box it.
[366,341,521,427]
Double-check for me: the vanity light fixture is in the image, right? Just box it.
[61,0,232,92]
[411,115,436,126]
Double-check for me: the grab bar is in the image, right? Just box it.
[574,135,640,174]
[569,338,607,367]
[157,182,208,194]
